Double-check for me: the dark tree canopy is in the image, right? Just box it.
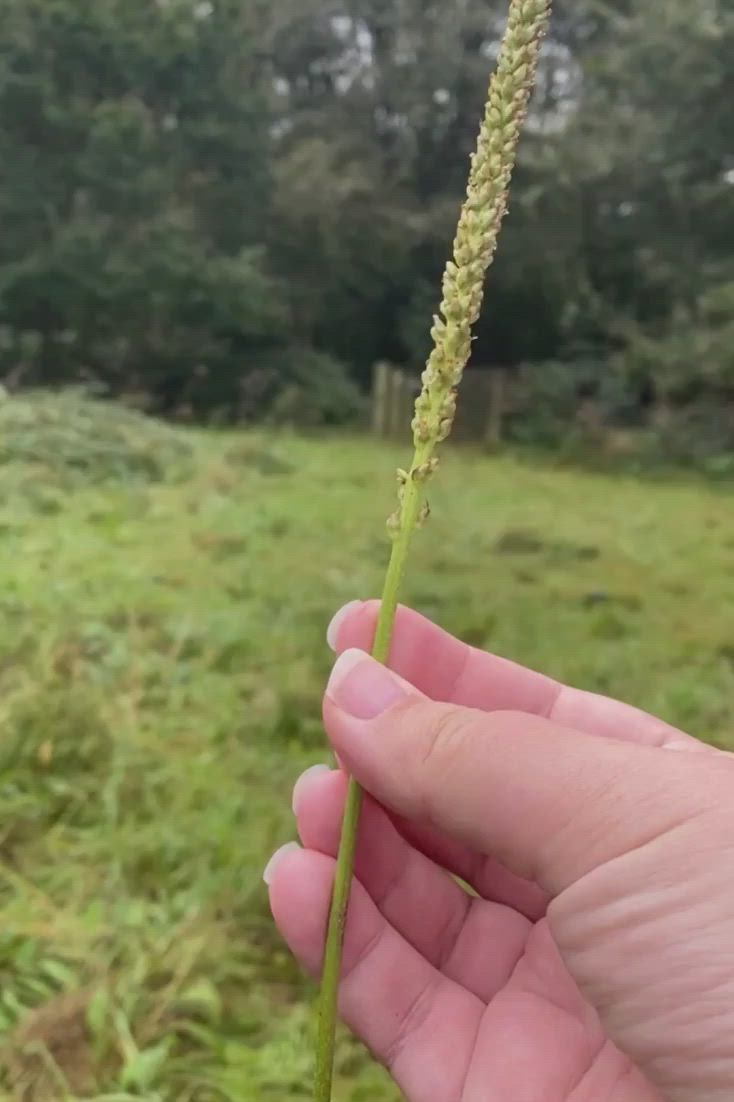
[0,0,732,426]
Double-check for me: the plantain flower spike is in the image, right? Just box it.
[406,0,551,494]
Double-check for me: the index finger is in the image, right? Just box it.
[330,600,702,751]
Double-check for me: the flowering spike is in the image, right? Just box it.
[408,0,551,457]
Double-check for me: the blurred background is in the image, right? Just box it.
[0,1,733,1099]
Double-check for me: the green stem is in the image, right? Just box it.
[314,457,427,1102]
[313,777,362,1102]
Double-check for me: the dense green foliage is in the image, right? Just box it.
[1,399,734,1098]
[1,0,732,434]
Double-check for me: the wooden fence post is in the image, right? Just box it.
[399,371,417,439]
[372,361,391,436]
[484,369,506,448]
[376,363,510,445]
[385,367,403,439]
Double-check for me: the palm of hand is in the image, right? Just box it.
[454,913,657,1100]
[281,770,660,1101]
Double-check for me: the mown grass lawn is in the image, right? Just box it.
[1,427,733,1100]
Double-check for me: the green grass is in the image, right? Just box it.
[1,425,733,1100]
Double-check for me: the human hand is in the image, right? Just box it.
[267,601,734,1101]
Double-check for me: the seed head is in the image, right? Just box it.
[387,0,551,536]
[410,0,551,454]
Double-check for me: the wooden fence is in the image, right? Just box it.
[371,362,511,446]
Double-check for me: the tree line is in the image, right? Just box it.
[1,0,732,447]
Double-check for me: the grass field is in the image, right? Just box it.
[1,423,733,1100]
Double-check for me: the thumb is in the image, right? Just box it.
[323,649,722,895]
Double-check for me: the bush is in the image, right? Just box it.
[261,348,366,427]
[645,401,734,475]
[620,281,734,406]
[507,359,637,448]
[611,280,734,471]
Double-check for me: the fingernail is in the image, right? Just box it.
[263,842,301,886]
[326,600,363,651]
[292,763,331,815]
[326,648,408,720]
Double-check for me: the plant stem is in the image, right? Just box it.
[313,778,362,1102]
[313,465,425,1102]
[314,2,551,1096]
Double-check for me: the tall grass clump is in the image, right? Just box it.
[0,387,191,489]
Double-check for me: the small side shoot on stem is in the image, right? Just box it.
[314,2,552,1098]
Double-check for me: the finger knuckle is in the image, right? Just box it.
[418,704,471,778]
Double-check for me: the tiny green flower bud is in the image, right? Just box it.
[412,417,432,444]
[386,510,402,539]
[416,501,431,528]
[437,417,453,442]
[412,457,440,482]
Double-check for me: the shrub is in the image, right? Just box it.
[264,349,366,427]
[620,281,734,406]
[507,359,637,448]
